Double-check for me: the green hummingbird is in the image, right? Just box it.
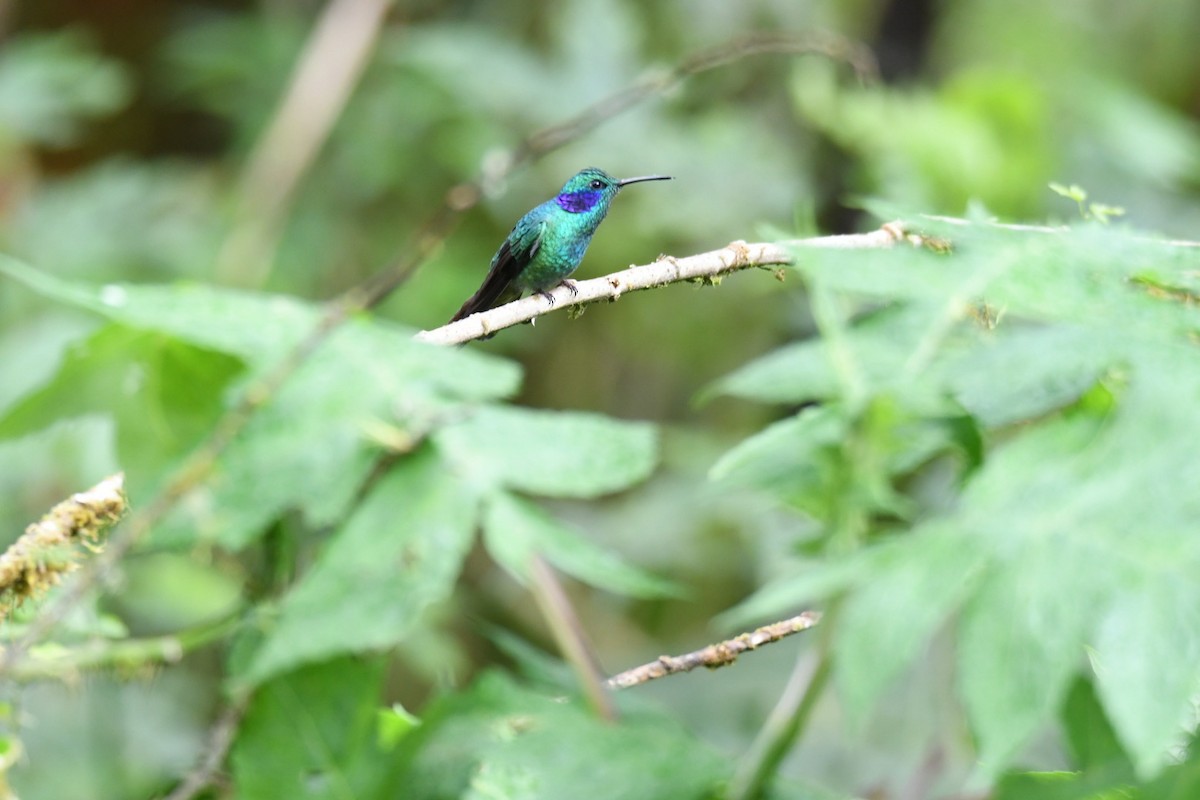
[449,167,672,323]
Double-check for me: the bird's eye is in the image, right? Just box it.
[589,179,605,190]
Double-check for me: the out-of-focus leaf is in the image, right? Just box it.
[0,31,131,147]
[712,397,951,521]
[434,406,657,498]
[992,769,1132,800]
[791,61,1054,217]
[936,323,1113,427]
[231,657,390,800]
[236,449,478,688]
[387,671,730,800]
[482,491,679,599]
[0,256,520,547]
[834,525,986,724]
[715,222,1200,782]
[953,349,1200,776]
[112,553,243,634]
[0,324,242,490]
[706,303,937,405]
[1061,677,1133,775]
[717,556,867,630]
[710,405,847,516]
[1092,575,1200,778]
[792,226,1200,344]
[9,161,223,280]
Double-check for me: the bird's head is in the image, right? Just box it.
[555,167,671,213]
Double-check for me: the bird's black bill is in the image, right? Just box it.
[617,174,673,187]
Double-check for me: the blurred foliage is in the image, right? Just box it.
[1,0,1200,799]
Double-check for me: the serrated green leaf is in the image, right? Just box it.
[709,405,847,515]
[236,449,478,688]
[950,343,1200,778]
[1092,575,1200,778]
[482,492,679,599]
[0,324,242,492]
[957,536,1115,776]
[231,657,390,800]
[794,226,1200,344]
[835,525,985,724]
[1,255,520,548]
[434,406,657,499]
[938,323,1114,427]
[0,254,520,400]
[707,303,937,405]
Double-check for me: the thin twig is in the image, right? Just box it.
[607,612,821,690]
[0,30,873,674]
[528,555,617,721]
[727,601,840,800]
[161,694,251,800]
[417,224,914,346]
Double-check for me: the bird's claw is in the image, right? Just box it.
[538,280,578,308]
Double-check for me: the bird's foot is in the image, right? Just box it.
[537,280,579,308]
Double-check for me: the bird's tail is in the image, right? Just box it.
[448,282,519,324]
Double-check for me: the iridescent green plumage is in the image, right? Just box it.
[449,167,672,323]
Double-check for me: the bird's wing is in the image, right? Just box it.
[449,216,545,323]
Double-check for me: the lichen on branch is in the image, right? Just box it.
[0,473,126,620]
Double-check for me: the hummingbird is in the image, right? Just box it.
[449,167,672,324]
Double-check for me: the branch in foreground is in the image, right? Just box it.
[606,611,822,690]
[0,473,126,621]
[416,223,913,346]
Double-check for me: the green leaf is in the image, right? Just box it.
[993,769,1135,800]
[951,345,1200,775]
[1061,677,1133,775]
[1139,736,1200,799]
[0,31,131,147]
[231,657,390,800]
[434,406,658,498]
[482,491,680,599]
[236,449,479,688]
[950,414,1121,774]
[707,303,938,405]
[0,254,519,399]
[937,323,1115,427]
[0,256,520,547]
[716,556,865,629]
[1092,575,1200,778]
[710,405,847,516]
[794,226,1200,345]
[378,704,421,751]
[958,556,1098,777]
[835,525,986,724]
[389,671,730,800]
[0,324,242,492]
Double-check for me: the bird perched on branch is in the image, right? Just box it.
[449,167,672,324]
